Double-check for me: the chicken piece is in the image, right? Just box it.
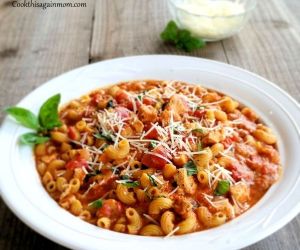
[138,104,158,123]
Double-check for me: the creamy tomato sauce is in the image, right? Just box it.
[35,80,281,236]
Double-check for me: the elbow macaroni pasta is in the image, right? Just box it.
[126,208,142,234]
[34,80,281,236]
[148,197,173,215]
[104,139,130,160]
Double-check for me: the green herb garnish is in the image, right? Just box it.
[89,198,103,209]
[5,107,40,130]
[20,133,50,145]
[94,132,114,142]
[215,180,230,196]
[147,174,158,187]
[149,141,158,149]
[160,21,205,52]
[121,175,130,180]
[137,95,143,101]
[183,161,198,176]
[122,181,139,188]
[5,94,62,145]
[38,94,62,129]
[106,100,114,108]
[84,170,102,182]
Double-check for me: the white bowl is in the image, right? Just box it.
[0,55,300,250]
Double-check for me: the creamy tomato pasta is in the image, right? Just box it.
[34,80,281,236]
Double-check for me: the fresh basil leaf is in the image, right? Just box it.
[121,175,130,180]
[177,29,205,52]
[183,160,198,176]
[94,132,114,142]
[147,174,158,187]
[19,132,49,145]
[215,180,230,196]
[122,181,139,188]
[38,94,62,129]
[161,20,205,52]
[160,20,178,42]
[5,107,40,130]
[89,198,103,209]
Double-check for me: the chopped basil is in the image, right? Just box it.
[94,132,114,142]
[121,175,130,180]
[149,141,157,149]
[137,95,143,101]
[111,166,120,175]
[183,161,198,176]
[89,198,103,209]
[147,174,158,186]
[106,100,114,108]
[215,180,230,196]
[84,170,102,182]
[122,180,139,188]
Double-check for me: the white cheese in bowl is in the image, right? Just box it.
[174,0,247,41]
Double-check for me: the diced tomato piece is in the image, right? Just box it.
[97,199,123,218]
[86,184,106,200]
[68,126,78,140]
[91,93,101,105]
[195,187,212,202]
[222,137,233,148]
[222,136,238,148]
[227,164,242,181]
[141,146,170,169]
[194,109,206,118]
[115,106,131,119]
[115,90,133,110]
[66,156,88,170]
[136,99,142,109]
[86,174,116,200]
[143,123,159,139]
[142,97,156,106]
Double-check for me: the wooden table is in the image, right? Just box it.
[0,0,299,249]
